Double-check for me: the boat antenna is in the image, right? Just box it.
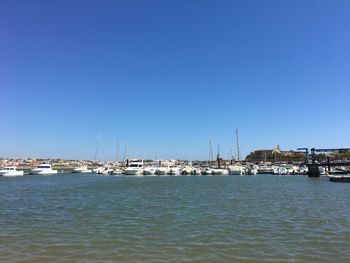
[236,129,240,162]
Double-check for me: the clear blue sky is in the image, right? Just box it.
[1,0,350,161]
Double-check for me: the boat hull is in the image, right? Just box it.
[30,170,58,175]
[124,169,143,175]
[328,175,350,182]
[0,171,24,176]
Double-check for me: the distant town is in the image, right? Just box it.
[2,145,350,168]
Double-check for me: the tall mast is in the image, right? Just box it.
[116,140,119,163]
[236,129,240,162]
[94,134,100,161]
[122,141,128,162]
[230,146,233,162]
[217,144,221,168]
[208,136,214,162]
[217,144,221,161]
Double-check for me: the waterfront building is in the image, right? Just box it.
[245,145,304,163]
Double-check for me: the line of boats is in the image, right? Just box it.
[89,161,312,176]
[1,161,349,182]
[0,163,58,176]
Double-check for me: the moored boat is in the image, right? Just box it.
[30,163,58,175]
[155,167,169,175]
[168,167,181,175]
[94,167,113,175]
[72,166,92,173]
[257,165,274,174]
[0,166,24,176]
[190,167,202,176]
[211,168,229,176]
[201,168,214,176]
[328,174,350,182]
[228,165,245,175]
[142,167,156,176]
[109,168,124,175]
[181,166,194,175]
[124,161,144,175]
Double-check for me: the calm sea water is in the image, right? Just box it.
[1,174,350,263]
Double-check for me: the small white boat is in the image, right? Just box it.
[168,167,181,175]
[72,166,92,173]
[30,163,57,175]
[299,165,308,175]
[181,166,194,175]
[0,166,24,176]
[155,167,170,176]
[142,167,157,176]
[257,165,274,174]
[124,162,144,176]
[211,168,229,176]
[273,166,288,175]
[228,165,245,175]
[94,167,112,175]
[201,168,214,175]
[190,168,202,176]
[110,168,124,175]
[245,164,258,175]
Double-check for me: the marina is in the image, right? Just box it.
[5,157,348,179]
[2,0,349,261]
[1,174,350,262]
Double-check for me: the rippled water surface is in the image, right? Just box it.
[1,175,350,262]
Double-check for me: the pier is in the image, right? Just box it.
[300,148,350,177]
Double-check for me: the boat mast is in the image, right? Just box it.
[217,144,221,168]
[94,134,100,161]
[122,141,128,162]
[116,140,119,163]
[230,146,233,164]
[236,129,240,162]
[208,136,214,164]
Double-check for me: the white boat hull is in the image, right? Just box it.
[73,170,92,173]
[143,168,156,175]
[30,169,58,175]
[124,169,143,175]
[0,171,24,176]
[211,169,229,176]
[72,168,92,173]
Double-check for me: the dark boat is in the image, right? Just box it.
[328,174,350,183]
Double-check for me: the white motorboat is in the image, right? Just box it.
[228,165,245,175]
[94,167,113,175]
[257,165,274,174]
[124,161,144,175]
[72,166,92,173]
[299,165,308,175]
[190,167,202,176]
[168,167,181,175]
[181,166,194,175]
[110,168,124,175]
[211,168,229,176]
[142,167,157,176]
[155,167,170,175]
[30,163,58,175]
[0,166,24,176]
[201,168,214,176]
[273,166,288,175]
[245,164,258,175]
